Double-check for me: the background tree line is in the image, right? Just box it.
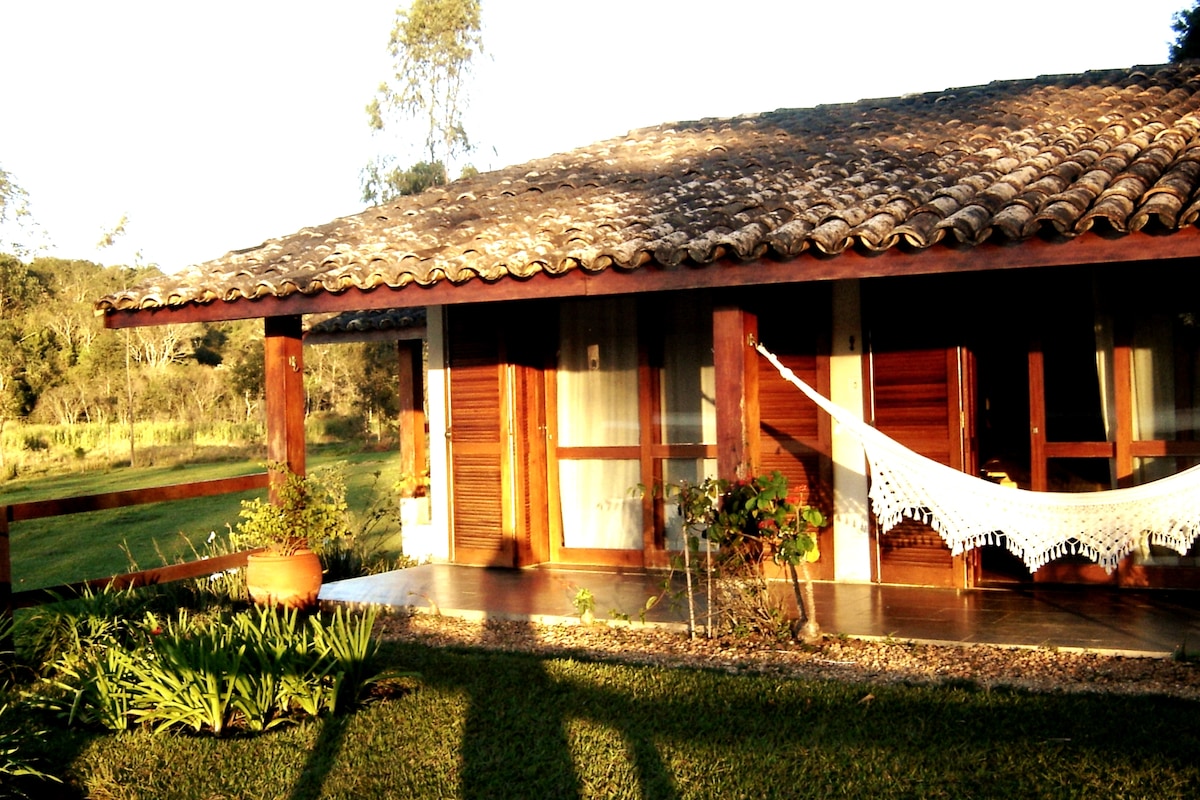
[0,252,402,476]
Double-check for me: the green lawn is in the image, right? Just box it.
[1,446,404,590]
[15,635,1200,799]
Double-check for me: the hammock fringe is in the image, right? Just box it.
[754,342,1200,574]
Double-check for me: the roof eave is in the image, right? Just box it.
[99,227,1200,330]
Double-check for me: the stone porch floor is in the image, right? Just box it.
[320,563,1200,657]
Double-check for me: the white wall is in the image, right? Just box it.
[830,280,872,582]
[402,305,451,563]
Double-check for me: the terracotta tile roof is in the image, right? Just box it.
[306,307,426,336]
[98,63,1200,315]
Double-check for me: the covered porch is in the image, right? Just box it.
[319,564,1200,656]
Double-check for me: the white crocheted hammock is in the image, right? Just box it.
[755,343,1200,573]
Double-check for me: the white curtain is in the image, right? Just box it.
[559,459,642,549]
[557,298,641,548]
[557,298,639,448]
[1131,314,1177,484]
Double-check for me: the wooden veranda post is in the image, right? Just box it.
[265,315,306,488]
[714,306,761,480]
[397,340,427,484]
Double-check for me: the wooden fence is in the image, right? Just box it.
[0,472,270,620]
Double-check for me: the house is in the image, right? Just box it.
[97,63,1200,591]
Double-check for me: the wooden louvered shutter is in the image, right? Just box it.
[870,348,968,587]
[447,306,513,566]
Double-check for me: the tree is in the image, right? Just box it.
[0,253,43,319]
[1172,2,1200,61]
[360,159,448,203]
[362,0,484,204]
[0,165,33,254]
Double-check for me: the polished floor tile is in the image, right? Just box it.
[320,564,1200,656]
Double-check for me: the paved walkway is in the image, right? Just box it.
[320,563,1200,657]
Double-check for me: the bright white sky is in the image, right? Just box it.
[0,0,1189,274]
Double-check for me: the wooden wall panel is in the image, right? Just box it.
[755,288,834,579]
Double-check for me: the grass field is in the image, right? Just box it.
[4,431,1198,798]
[12,635,1200,799]
[0,444,405,590]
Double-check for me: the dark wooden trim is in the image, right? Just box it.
[1043,442,1116,459]
[1130,441,1200,457]
[554,446,643,460]
[8,473,269,522]
[714,306,760,479]
[553,547,646,568]
[647,444,716,459]
[104,229,1200,330]
[264,315,306,481]
[11,550,261,610]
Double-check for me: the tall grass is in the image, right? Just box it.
[1,419,267,481]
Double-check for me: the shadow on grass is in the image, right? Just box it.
[369,616,681,800]
[287,711,353,800]
[358,616,1200,800]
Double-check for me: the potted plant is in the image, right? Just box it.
[233,463,352,610]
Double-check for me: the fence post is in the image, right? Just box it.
[0,505,11,655]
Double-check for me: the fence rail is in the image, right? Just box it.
[1,471,270,618]
[7,473,269,522]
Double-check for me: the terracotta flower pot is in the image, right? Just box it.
[245,549,323,610]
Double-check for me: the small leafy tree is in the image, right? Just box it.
[233,464,353,556]
[669,471,826,643]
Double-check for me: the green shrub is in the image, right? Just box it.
[34,604,397,737]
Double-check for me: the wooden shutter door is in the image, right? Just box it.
[870,347,970,587]
[447,306,513,566]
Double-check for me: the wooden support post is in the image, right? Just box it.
[714,306,760,480]
[397,340,427,483]
[265,315,306,490]
[1028,339,1047,492]
[1113,333,1134,488]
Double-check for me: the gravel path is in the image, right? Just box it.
[375,613,1200,699]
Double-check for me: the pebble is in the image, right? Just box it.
[374,613,1200,699]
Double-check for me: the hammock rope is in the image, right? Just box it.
[754,342,1200,573]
